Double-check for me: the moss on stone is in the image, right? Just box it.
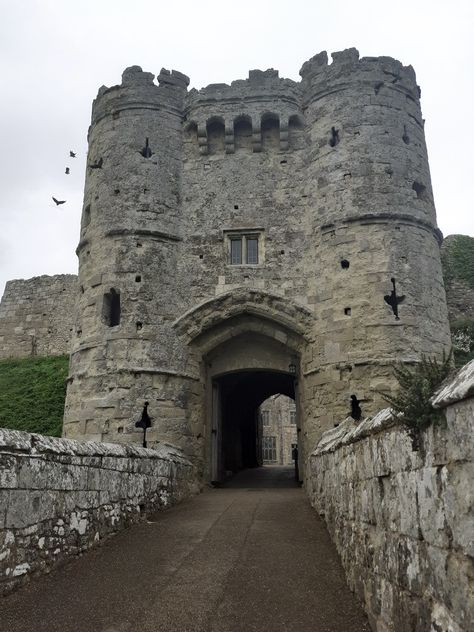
[441,234,474,289]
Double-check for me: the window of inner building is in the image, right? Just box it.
[262,436,277,462]
[226,231,262,265]
[289,411,296,425]
[262,411,270,426]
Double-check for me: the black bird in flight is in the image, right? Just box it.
[69,150,76,158]
[65,167,70,175]
[384,277,405,320]
[89,157,103,169]
[350,395,362,421]
[52,197,66,206]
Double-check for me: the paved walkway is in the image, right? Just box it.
[0,467,369,632]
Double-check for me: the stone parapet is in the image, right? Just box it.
[308,359,474,632]
[0,429,197,596]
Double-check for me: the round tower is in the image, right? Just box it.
[64,67,196,452]
[299,48,451,445]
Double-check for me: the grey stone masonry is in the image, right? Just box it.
[0,428,196,596]
[0,275,78,359]
[308,359,474,632]
[63,48,451,484]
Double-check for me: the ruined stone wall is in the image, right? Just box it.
[0,428,196,596]
[308,361,474,632]
[0,275,77,359]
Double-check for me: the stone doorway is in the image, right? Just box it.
[210,370,297,483]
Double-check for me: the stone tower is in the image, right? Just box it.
[64,48,451,483]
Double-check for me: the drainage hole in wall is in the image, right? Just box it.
[135,275,141,282]
[199,254,204,259]
[280,160,287,164]
[117,427,124,434]
[280,250,285,255]
[136,322,143,331]
[234,204,239,210]
[344,307,352,316]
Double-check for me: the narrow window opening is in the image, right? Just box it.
[280,250,285,255]
[402,126,410,144]
[246,237,258,264]
[117,427,124,434]
[136,321,143,331]
[114,188,120,195]
[135,275,141,282]
[412,181,427,200]
[199,254,204,259]
[206,118,225,155]
[344,307,352,316]
[288,115,306,150]
[329,127,340,147]
[234,204,239,210]
[261,114,280,151]
[234,116,253,152]
[341,259,350,269]
[83,204,91,228]
[230,238,243,265]
[103,288,121,327]
[140,138,153,158]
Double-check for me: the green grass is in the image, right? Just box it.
[0,355,69,437]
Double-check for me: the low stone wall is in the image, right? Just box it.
[0,429,197,596]
[0,274,78,359]
[308,360,474,632]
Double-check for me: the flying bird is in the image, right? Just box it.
[89,157,103,169]
[65,167,70,175]
[384,277,405,320]
[52,197,66,206]
[69,151,76,158]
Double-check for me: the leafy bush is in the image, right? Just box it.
[450,318,474,367]
[382,352,452,449]
[441,234,474,289]
[0,355,69,437]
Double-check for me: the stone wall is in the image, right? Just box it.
[0,428,196,596]
[0,275,78,359]
[308,360,474,632]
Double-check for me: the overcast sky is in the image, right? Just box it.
[0,0,472,297]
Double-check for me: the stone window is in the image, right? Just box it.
[206,117,225,155]
[262,436,277,462]
[262,410,270,426]
[226,231,262,265]
[102,288,121,327]
[261,114,280,151]
[289,411,296,425]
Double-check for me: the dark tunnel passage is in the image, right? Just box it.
[214,370,296,479]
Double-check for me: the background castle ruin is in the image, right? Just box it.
[0,49,453,483]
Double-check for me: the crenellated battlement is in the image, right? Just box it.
[300,47,419,103]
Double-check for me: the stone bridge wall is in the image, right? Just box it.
[308,360,474,632]
[0,275,78,359]
[0,429,196,596]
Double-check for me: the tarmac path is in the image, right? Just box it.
[0,466,370,632]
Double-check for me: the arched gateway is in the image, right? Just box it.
[63,50,451,484]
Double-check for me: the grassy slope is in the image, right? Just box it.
[0,355,69,437]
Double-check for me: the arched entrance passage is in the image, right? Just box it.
[173,289,313,483]
[204,328,301,483]
[214,370,295,479]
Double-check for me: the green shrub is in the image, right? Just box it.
[450,318,474,368]
[381,352,452,449]
[441,234,474,289]
[0,355,69,437]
